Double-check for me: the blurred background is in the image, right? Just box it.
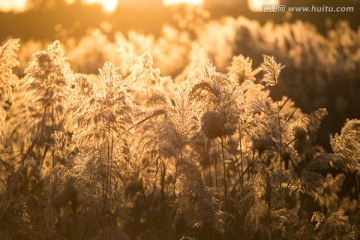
[1,0,359,40]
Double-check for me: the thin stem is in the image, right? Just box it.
[51,106,55,168]
[249,150,255,181]
[228,158,255,200]
[208,140,213,187]
[100,152,105,213]
[128,110,166,131]
[220,137,227,209]
[216,137,242,189]
[213,139,218,188]
[239,124,244,186]
[277,101,283,170]
[173,154,180,197]
[160,161,166,225]
[21,137,38,166]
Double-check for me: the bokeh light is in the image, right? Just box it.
[247,0,280,12]
[82,0,118,12]
[0,0,27,12]
[163,0,203,6]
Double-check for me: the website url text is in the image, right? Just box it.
[262,4,354,13]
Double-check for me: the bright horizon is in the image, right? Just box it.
[0,0,212,12]
[81,0,118,13]
[163,0,203,6]
[0,0,120,12]
[0,0,27,12]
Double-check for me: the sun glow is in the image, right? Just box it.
[0,0,27,12]
[247,0,280,12]
[0,0,206,13]
[163,0,203,6]
[82,0,118,12]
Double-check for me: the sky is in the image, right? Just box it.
[0,0,27,12]
[0,0,277,12]
[0,0,120,12]
[1,0,205,13]
[0,0,202,12]
[163,0,203,5]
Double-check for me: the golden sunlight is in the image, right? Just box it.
[82,0,118,12]
[247,0,280,12]
[163,0,203,6]
[0,0,27,12]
